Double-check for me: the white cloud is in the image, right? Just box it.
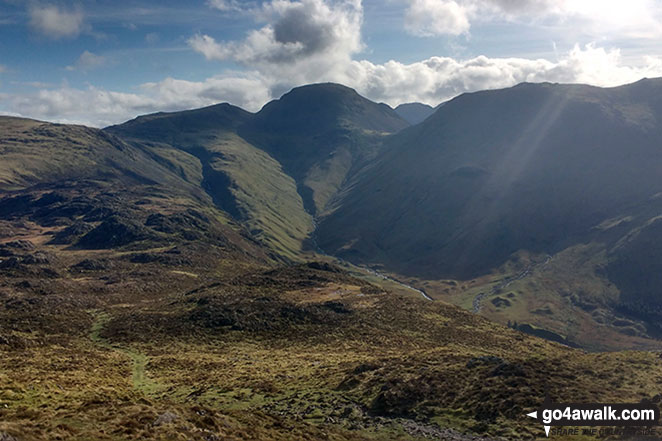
[0,65,6,73]
[343,44,662,106]
[189,0,363,83]
[5,74,271,127]
[404,0,470,36]
[207,0,246,12]
[28,4,85,39]
[6,43,662,128]
[66,50,106,72]
[559,0,662,38]
[400,0,662,39]
[145,32,160,44]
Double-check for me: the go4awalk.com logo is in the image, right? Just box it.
[527,398,660,437]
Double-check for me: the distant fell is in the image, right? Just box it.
[395,102,435,125]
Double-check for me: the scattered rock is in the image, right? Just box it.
[322,301,351,314]
[2,240,35,250]
[145,211,208,240]
[39,268,60,279]
[50,221,95,245]
[306,261,341,272]
[71,259,109,272]
[0,257,22,270]
[490,362,526,377]
[34,191,68,207]
[352,363,380,375]
[466,356,504,369]
[490,297,511,308]
[22,252,50,265]
[0,247,16,257]
[77,216,153,249]
[153,411,179,427]
[0,432,19,441]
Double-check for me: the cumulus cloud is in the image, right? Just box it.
[28,3,85,39]
[344,44,662,106]
[401,0,662,39]
[66,51,106,72]
[5,74,272,127]
[5,43,662,127]
[190,0,363,83]
[404,0,470,36]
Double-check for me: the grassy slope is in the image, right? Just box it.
[2,248,661,441]
[201,132,313,260]
[402,191,662,350]
[107,107,313,261]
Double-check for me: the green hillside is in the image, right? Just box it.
[107,105,313,261]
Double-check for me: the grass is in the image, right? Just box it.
[3,112,662,441]
[403,247,662,351]
[4,261,662,440]
[202,132,314,260]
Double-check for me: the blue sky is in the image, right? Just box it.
[1,0,662,126]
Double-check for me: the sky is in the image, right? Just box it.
[1,0,662,127]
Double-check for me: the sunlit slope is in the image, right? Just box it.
[239,83,410,215]
[107,105,313,261]
[0,115,271,267]
[0,117,202,197]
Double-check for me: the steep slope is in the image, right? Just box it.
[317,79,662,346]
[394,102,435,125]
[239,83,410,215]
[4,86,662,441]
[0,117,201,196]
[320,79,662,277]
[0,115,269,262]
[107,105,313,261]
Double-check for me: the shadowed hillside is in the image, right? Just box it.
[394,102,435,125]
[317,78,662,347]
[239,83,410,214]
[318,79,662,279]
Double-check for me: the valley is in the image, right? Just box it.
[3,79,662,440]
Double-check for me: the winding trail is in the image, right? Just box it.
[310,219,433,301]
[363,268,433,301]
[473,255,552,313]
[89,310,158,394]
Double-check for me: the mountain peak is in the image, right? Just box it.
[252,82,408,135]
[284,82,361,98]
[394,102,435,125]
